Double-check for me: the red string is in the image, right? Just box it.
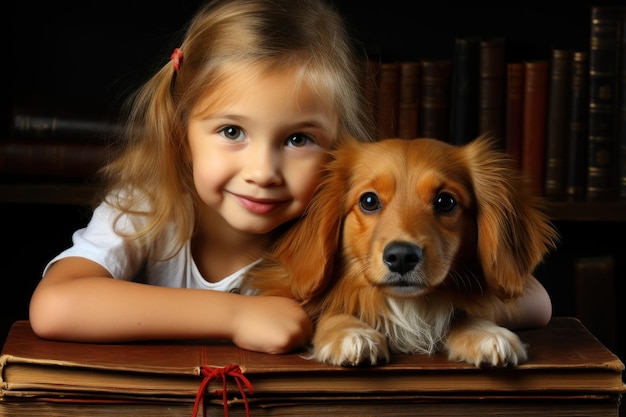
[192,364,254,417]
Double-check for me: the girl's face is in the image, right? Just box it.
[187,67,336,235]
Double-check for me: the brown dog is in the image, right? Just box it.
[243,136,558,367]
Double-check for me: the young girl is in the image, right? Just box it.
[29,0,552,355]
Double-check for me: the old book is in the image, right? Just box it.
[566,50,590,201]
[418,59,452,142]
[0,139,113,180]
[478,37,506,148]
[449,36,480,145]
[505,62,525,170]
[544,48,573,200]
[397,61,421,139]
[619,13,626,199]
[574,255,617,351]
[10,106,122,142]
[1,318,625,417]
[521,60,549,196]
[587,6,623,201]
[375,61,400,139]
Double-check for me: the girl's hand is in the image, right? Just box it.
[230,295,313,354]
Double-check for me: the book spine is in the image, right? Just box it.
[587,6,622,201]
[419,59,452,142]
[544,48,573,200]
[11,108,122,142]
[566,51,590,201]
[0,140,111,179]
[365,58,381,132]
[375,62,400,139]
[619,13,626,199]
[574,254,616,350]
[449,36,480,145]
[478,37,506,148]
[521,60,549,197]
[397,61,421,139]
[505,62,525,170]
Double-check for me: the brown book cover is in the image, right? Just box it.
[521,60,549,196]
[397,61,421,139]
[587,6,623,201]
[0,139,113,180]
[544,48,573,200]
[375,61,400,139]
[1,318,624,410]
[418,59,452,142]
[505,62,525,170]
[566,50,590,201]
[478,37,506,147]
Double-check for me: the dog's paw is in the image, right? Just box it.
[310,314,390,367]
[445,319,528,367]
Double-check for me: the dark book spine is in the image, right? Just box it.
[478,37,506,148]
[0,140,111,179]
[449,36,480,145]
[574,255,616,350]
[619,13,626,199]
[521,60,549,197]
[544,49,573,200]
[505,62,525,171]
[364,58,381,130]
[566,51,590,201]
[587,6,622,201]
[419,59,452,142]
[11,107,122,142]
[376,62,400,139]
[397,61,421,139]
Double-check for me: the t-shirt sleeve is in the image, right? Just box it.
[42,202,147,281]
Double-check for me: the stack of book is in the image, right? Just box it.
[1,317,624,416]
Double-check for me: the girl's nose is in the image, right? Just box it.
[243,145,283,187]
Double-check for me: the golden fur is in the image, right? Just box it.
[243,136,558,367]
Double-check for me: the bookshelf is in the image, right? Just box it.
[3,2,626,407]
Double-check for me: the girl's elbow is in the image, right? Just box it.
[29,288,74,340]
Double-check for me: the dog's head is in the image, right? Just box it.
[247,136,558,305]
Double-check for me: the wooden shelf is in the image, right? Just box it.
[544,201,626,223]
[0,183,98,205]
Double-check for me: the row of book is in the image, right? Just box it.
[2,6,625,202]
[364,5,626,202]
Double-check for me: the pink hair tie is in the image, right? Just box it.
[170,48,183,72]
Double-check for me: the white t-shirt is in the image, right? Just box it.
[43,201,257,294]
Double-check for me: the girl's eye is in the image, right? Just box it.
[220,125,244,141]
[286,133,315,147]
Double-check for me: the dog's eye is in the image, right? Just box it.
[434,192,457,214]
[359,192,381,213]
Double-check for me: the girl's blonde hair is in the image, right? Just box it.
[100,0,376,259]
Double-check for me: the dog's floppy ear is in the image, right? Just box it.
[263,146,352,301]
[463,136,558,301]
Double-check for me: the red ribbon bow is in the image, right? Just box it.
[192,364,254,417]
[171,47,183,72]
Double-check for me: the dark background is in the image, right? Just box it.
[3,0,625,374]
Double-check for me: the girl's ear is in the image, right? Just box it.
[464,137,558,301]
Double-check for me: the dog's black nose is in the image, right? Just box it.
[383,242,422,274]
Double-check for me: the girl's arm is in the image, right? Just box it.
[495,275,553,330]
[29,256,312,354]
